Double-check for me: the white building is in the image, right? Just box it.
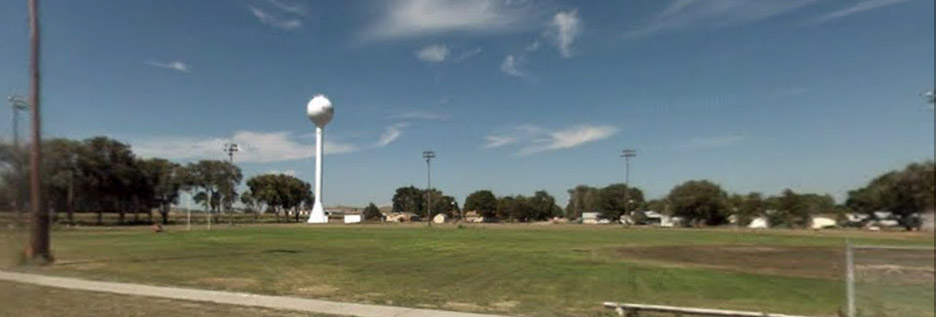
[748,217,769,229]
[582,212,601,224]
[432,213,448,224]
[921,212,934,231]
[343,214,362,224]
[810,216,837,229]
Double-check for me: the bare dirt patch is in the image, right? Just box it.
[443,302,486,311]
[294,284,339,296]
[490,300,519,309]
[196,277,259,289]
[611,245,846,279]
[614,245,935,281]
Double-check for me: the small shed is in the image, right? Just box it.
[385,212,418,223]
[464,211,487,223]
[810,216,836,229]
[748,217,769,229]
[344,214,362,224]
[432,214,448,224]
[582,212,601,224]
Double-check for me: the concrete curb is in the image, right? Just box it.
[0,271,509,317]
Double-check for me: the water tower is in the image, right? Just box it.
[306,94,334,224]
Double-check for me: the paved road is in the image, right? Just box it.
[0,271,508,317]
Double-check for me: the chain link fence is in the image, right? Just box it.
[846,242,935,317]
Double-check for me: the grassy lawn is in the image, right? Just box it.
[0,280,338,317]
[2,224,933,316]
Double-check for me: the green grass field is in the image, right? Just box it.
[2,223,933,316]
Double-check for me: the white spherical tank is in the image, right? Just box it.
[307,95,334,127]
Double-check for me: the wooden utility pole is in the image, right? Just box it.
[25,0,52,264]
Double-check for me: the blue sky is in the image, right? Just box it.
[1,0,933,207]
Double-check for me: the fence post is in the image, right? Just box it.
[845,239,855,317]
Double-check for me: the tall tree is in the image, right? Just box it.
[137,158,181,225]
[392,186,425,215]
[76,137,137,224]
[667,180,729,226]
[846,161,935,229]
[42,138,81,225]
[245,173,311,223]
[464,190,497,218]
[363,202,382,221]
[185,160,242,225]
[598,184,645,220]
[734,192,765,226]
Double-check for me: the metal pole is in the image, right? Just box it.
[315,127,323,208]
[426,155,431,225]
[620,149,636,220]
[186,192,191,231]
[223,143,237,226]
[8,96,27,228]
[423,151,435,226]
[845,239,855,317]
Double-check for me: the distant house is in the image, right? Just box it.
[384,212,419,223]
[810,216,837,229]
[921,212,935,231]
[622,211,681,227]
[343,213,362,224]
[871,211,900,228]
[748,217,769,229]
[841,213,870,227]
[432,213,448,224]
[325,207,363,224]
[582,212,601,224]
[464,211,488,223]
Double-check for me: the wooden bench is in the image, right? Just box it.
[603,302,811,317]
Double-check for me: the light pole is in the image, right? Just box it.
[423,150,435,226]
[223,143,238,225]
[620,149,636,220]
[306,95,334,224]
[7,95,28,227]
[923,89,934,109]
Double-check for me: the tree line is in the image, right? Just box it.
[3,136,931,229]
[387,187,563,222]
[0,136,314,225]
[558,160,932,229]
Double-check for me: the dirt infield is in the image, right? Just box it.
[612,245,935,282]
[611,245,847,279]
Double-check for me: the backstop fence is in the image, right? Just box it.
[845,241,935,317]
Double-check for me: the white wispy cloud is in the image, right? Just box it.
[675,135,746,151]
[483,135,519,149]
[810,0,911,24]
[248,5,302,30]
[484,124,617,155]
[361,0,535,41]
[133,130,357,163]
[375,123,410,147]
[454,47,483,62]
[388,111,447,120]
[500,55,526,77]
[549,10,582,58]
[482,125,542,148]
[145,61,190,72]
[266,169,298,176]
[629,0,818,37]
[415,44,450,63]
[267,0,308,16]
